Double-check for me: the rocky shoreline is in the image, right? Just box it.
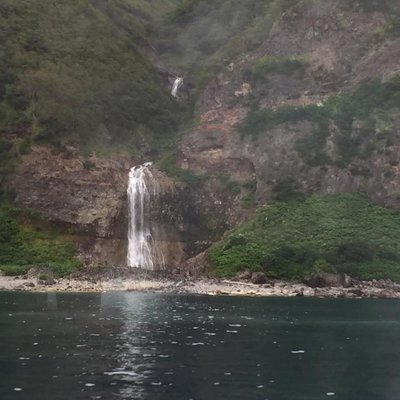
[1,269,400,299]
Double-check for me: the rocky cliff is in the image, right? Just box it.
[2,0,400,274]
[179,0,400,218]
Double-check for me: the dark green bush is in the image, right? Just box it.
[209,193,400,282]
[272,178,306,202]
[156,153,204,186]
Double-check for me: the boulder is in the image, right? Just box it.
[343,274,353,288]
[305,273,346,288]
[349,288,364,297]
[251,272,267,285]
[235,270,252,280]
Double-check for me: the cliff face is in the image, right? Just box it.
[10,146,131,265]
[10,148,190,268]
[3,0,400,271]
[179,0,400,219]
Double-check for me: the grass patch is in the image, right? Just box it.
[216,173,242,194]
[0,207,81,277]
[156,153,204,186]
[208,193,400,282]
[244,55,309,82]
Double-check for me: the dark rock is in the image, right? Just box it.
[349,288,364,297]
[295,288,304,297]
[236,270,252,280]
[44,278,56,286]
[251,272,267,285]
[305,273,346,288]
[38,278,56,286]
[24,282,35,287]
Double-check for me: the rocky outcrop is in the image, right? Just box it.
[179,0,400,217]
[12,146,131,236]
[10,147,189,268]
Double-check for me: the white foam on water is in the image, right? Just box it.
[104,371,138,377]
[291,350,305,354]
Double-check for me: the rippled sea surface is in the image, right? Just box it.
[1,292,400,400]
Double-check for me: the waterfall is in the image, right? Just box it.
[127,163,163,270]
[171,77,183,98]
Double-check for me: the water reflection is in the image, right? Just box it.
[1,293,400,400]
[101,293,155,399]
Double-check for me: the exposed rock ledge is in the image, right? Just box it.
[1,272,400,299]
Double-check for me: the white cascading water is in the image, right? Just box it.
[127,163,161,270]
[171,77,183,97]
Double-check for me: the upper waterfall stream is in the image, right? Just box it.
[171,77,183,97]
[127,163,164,270]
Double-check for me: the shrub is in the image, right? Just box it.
[156,153,204,186]
[208,193,400,282]
[240,76,400,166]
[82,159,96,170]
[0,207,81,277]
[272,178,306,202]
[244,55,309,82]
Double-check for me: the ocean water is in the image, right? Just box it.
[1,292,400,400]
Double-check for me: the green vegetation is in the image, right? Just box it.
[156,153,204,186]
[0,139,17,199]
[216,173,242,195]
[209,193,400,282]
[348,0,399,13]
[244,55,309,82]
[155,0,301,88]
[240,103,328,136]
[272,178,306,202]
[0,207,81,277]
[0,0,184,152]
[376,14,400,38]
[240,76,400,166]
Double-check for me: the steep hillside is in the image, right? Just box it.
[0,0,182,154]
[169,0,400,278]
[178,0,400,214]
[1,0,400,280]
[0,0,187,274]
